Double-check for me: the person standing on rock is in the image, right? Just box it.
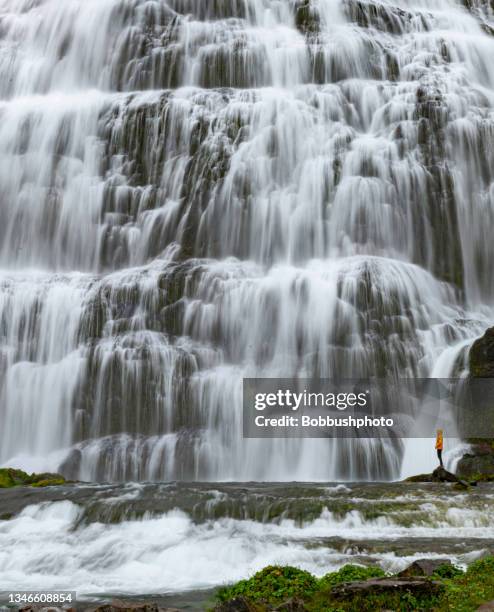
[435,429,444,467]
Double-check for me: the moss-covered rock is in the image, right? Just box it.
[0,468,67,488]
[318,565,385,590]
[403,472,434,483]
[327,576,444,610]
[216,566,318,606]
[397,559,455,578]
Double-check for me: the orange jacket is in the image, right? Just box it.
[435,431,443,450]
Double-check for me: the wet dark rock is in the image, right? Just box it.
[79,294,108,341]
[412,85,465,290]
[344,0,420,35]
[397,558,452,577]
[294,0,320,34]
[330,576,443,600]
[433,466,467,484]
[58,449,83,481]
[470,327,494,377]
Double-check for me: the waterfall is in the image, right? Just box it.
[1,0,493,481]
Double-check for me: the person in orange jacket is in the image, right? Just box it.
[435,429,444,467]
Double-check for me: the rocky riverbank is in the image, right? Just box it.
[213,557,494,611]
[14,558,494,611]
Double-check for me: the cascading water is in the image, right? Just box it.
[1,0,494,482]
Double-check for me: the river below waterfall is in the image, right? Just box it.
[1,481,493,607]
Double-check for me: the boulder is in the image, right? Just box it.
[478,602,494,611]
[404,467,471,486]
[432,466,472,487]
[330,576,443,600]
[397,559,452,577]
[432,466,462,483]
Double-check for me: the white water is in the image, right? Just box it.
[1,0,494,480]
[0,497,491,596]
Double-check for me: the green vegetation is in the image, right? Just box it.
[431,563,464,580]
[317,564,386,590]
[438,556,494,611]
[0,467,66,488]
[215,557,494,611]
[216,566,318,604]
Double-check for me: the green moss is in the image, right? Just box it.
[0,468,30,487]
[0,470,14,488]
[0,468,66,489]
[216,566,318,604]
[318,565,386,590]
[31,477,66,487]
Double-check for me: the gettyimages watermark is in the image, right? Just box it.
[242,378,494,438]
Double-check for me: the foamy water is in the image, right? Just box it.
[1,482,492,597]
[0,500,490,596]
